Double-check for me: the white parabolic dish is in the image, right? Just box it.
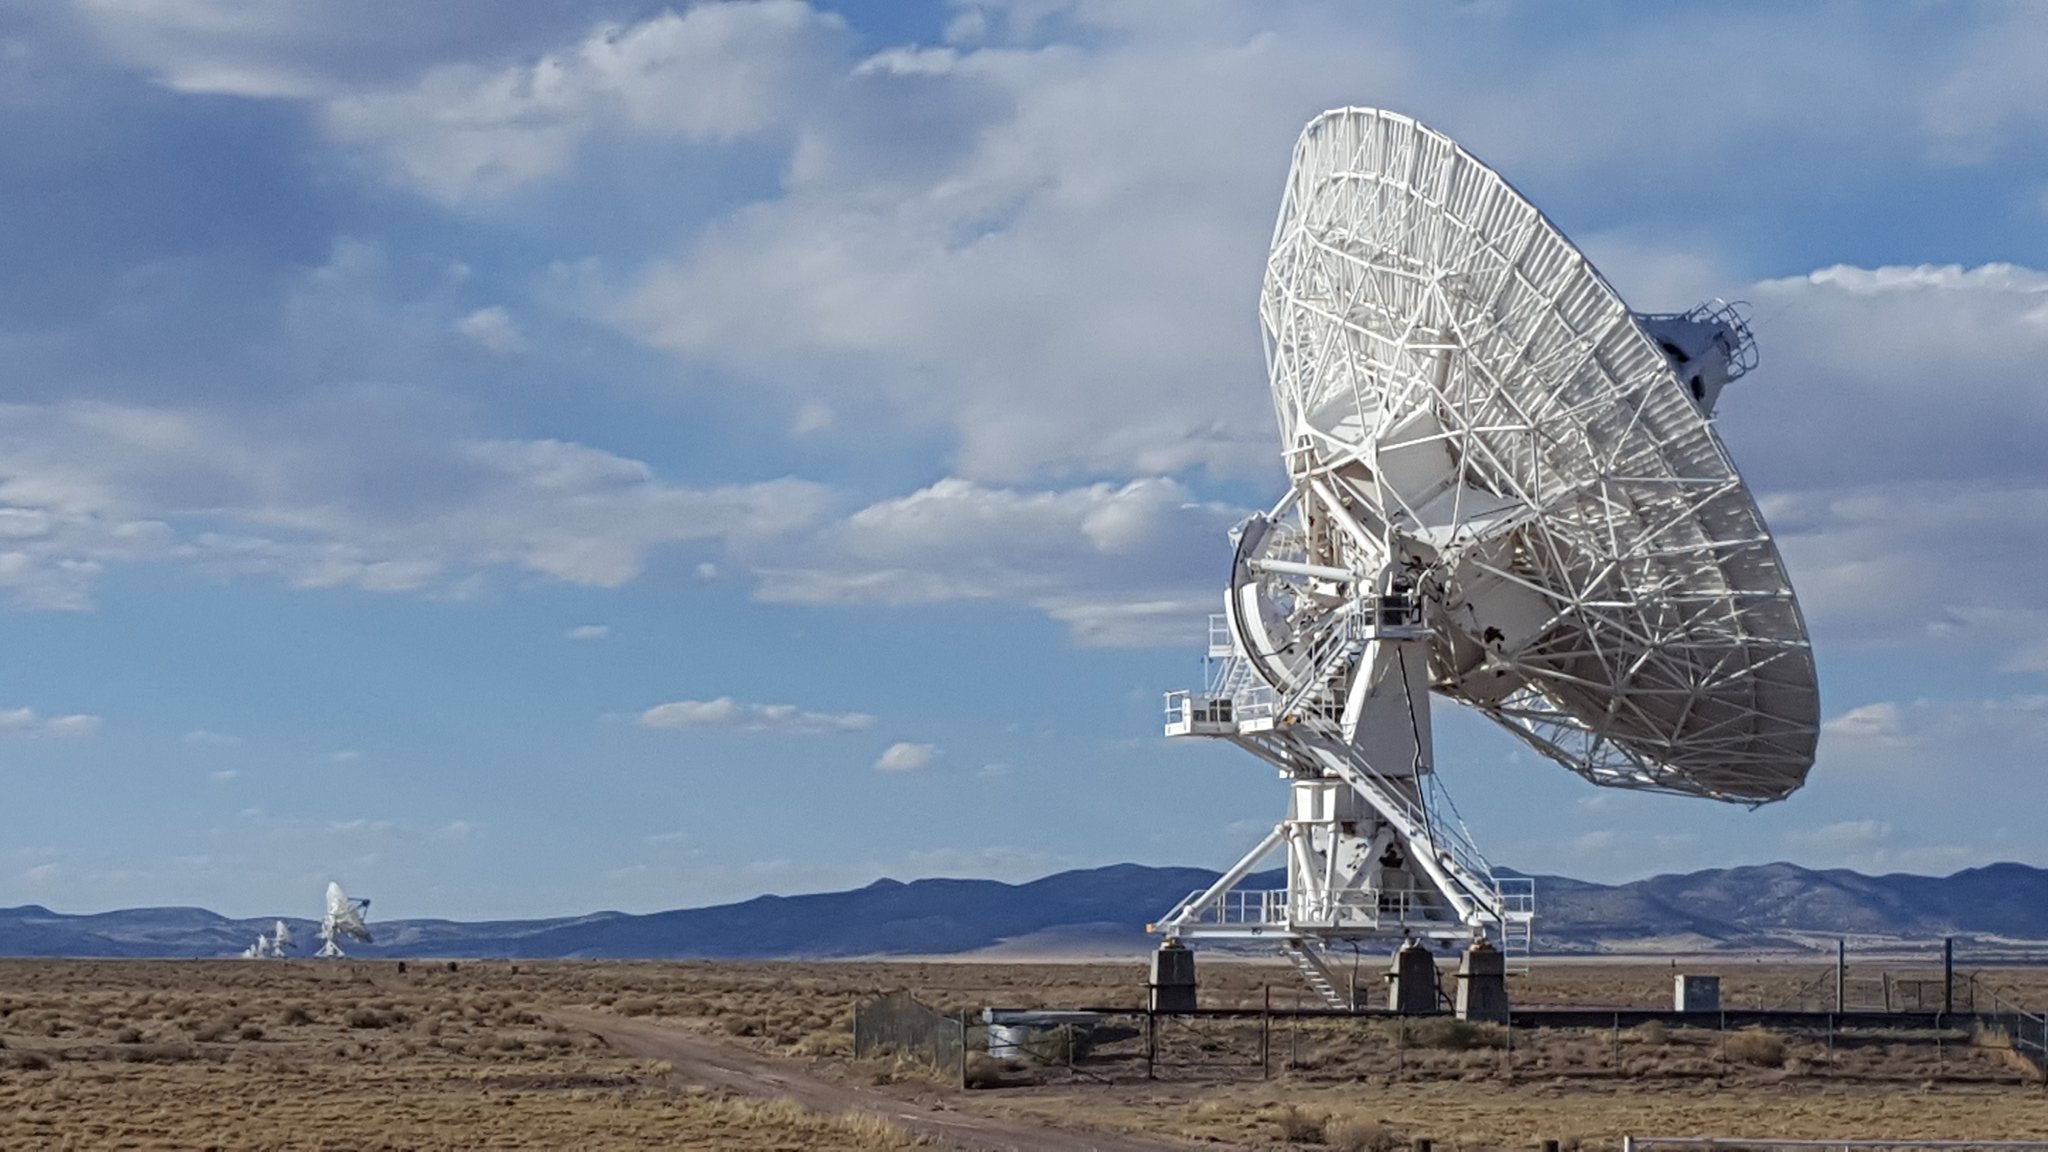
[1257,108,1818,803]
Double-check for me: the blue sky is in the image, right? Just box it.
[4,1,2048,919]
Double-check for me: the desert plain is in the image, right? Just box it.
[1,957,2045,1150]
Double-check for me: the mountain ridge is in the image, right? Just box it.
[4,861,2044,960]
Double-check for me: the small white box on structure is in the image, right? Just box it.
[1674,974,1721,1012]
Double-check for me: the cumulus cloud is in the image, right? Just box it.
[322,3,849,202]
[564,624,610,642]
[0,398,832,609]
[1698,263,2048,666]
[69,0,604,99]
[747,476,1244,646]
[455,305,527,353]
[1782,819,1981,876]
[1815,695,2048,799]
[874,741,935,773]
[637,696,875,736]
[1821,702,1901,742]
[0,707,101,737]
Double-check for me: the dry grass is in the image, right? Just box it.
[0,960,924,1150]
[1,957,2044,1149]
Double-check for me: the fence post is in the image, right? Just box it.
[1146,1010,1157,1081]
[1944,936,1955,1016]
[1836,938,1845,1013]
[1261,985,1271,1080]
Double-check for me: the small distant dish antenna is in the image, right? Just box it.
[1153,109,1818,1005]
[239,919,299,959]
[316,881,372,958]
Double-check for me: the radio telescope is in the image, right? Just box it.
[316,882,372,958]
[1154,109,1818,1006]
[240,919,298,959]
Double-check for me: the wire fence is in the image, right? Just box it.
[850,993,967,1084]
[1630,1131,2048,1139]
[1971,981,2048,1080]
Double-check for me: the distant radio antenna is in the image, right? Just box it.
[239,918,300,959]
[316,881,372,958]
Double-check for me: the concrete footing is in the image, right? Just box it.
[1455,938,1510,1023]
[1386,939,1440,1014]
[1149,941,1197,1012]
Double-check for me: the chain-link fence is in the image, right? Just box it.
[1630,1131,2048,1139]
[851,993,966,1083]
[1971,984,2048,1081]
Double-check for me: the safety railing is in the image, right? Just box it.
[1162,886,1447,932]
[1160,887,1288,929]
[1207,613,1234,658]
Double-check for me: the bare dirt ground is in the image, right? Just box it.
[550,1006,1207,1151]
[1,957,2044,1149]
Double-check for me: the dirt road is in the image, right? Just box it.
[547,1008,1209,1152]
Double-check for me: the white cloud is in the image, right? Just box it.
[637,696,875,736]
[874,741,935,773]
[564,623,609,642]
[1821,702,1901,743]
[208,769,238,783]
[1921,4,2048,164]
[330,749,360,764]
[69,0,601,99]
[1782,819,1982,876]
[747,476,1244,646]
[322,3,850,202]
[0,707,101,738]
[433,820,476,840]
[1797,819,1893,849]
[1815,695,2048,795]
[791,402,834,436]
[184,728,242,746]
[1690,262,2048,666]
[454,305,527,353]
[0,397,833,609]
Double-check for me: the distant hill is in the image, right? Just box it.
[4,861,2046,960]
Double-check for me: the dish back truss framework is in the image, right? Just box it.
[1153,109,1818,1006]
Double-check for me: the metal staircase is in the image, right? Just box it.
[1281,939,1354,1010]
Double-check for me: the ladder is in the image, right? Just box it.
[1281,939,1354,1010]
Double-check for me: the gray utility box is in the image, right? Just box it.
[1674,974,1721,1012]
